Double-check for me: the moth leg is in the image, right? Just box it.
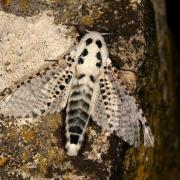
[45,59,59,62]
[0,88,12,97]
[107,58,136,73]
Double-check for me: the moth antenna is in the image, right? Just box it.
[45,59,59,62]
[101,32,117,36]
[64,23,89,41]
[0,88,12,96]
[117,68,136,73]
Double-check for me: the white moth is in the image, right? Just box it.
[0,31,154,156]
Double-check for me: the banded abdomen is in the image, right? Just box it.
[65,76,94,156]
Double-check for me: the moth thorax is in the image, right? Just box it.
[76,57,101,75]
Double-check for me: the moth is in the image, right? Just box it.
[0,31,154,156]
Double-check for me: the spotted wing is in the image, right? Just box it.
[92,66,154,147]
[0,56,74,119]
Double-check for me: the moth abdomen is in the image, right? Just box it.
[69,100,90,111]
[69,126,83,134]
[65,83,93,156]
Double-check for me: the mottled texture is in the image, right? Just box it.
[0,11,74,93]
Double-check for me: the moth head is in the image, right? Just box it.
[80,31,109,61]
[81,31,106,46]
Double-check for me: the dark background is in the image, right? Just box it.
[166,2,180,175]
[166,1,180,50]
[166,0,180,119]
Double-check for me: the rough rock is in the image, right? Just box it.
[0,0,179,179]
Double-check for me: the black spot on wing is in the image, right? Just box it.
[100,89,105,94]
[99,83,104,88]
[107,114,110,118]
[47,102,51,106]
[40,109,45,114]
[86,38,93,45]
[109,123,113,128]
[59,85,65,90]
[65,75,72,84]
[96,40,102,48]
[102,95,107,99]
[67,56,71,61]
[55,91,60,95]
[104,101,108,105]
[81,49,88,56]
[32,111,38,117]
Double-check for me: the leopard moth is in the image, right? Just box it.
[0,31,154,156]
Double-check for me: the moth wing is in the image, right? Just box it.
[0,56,74,118]
[92,66,154,147]
[91,88,110,129]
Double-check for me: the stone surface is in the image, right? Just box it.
[0,0,179,179]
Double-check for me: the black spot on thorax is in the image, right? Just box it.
[96,40,102,48]
[96,62,102,68]
[81,48,88,56]
[78,57,84,64]
[96,52,102,60]
[96,52,102,68]
[86,38,93,45]
[89,75,95,82]
[78,74,85,79]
